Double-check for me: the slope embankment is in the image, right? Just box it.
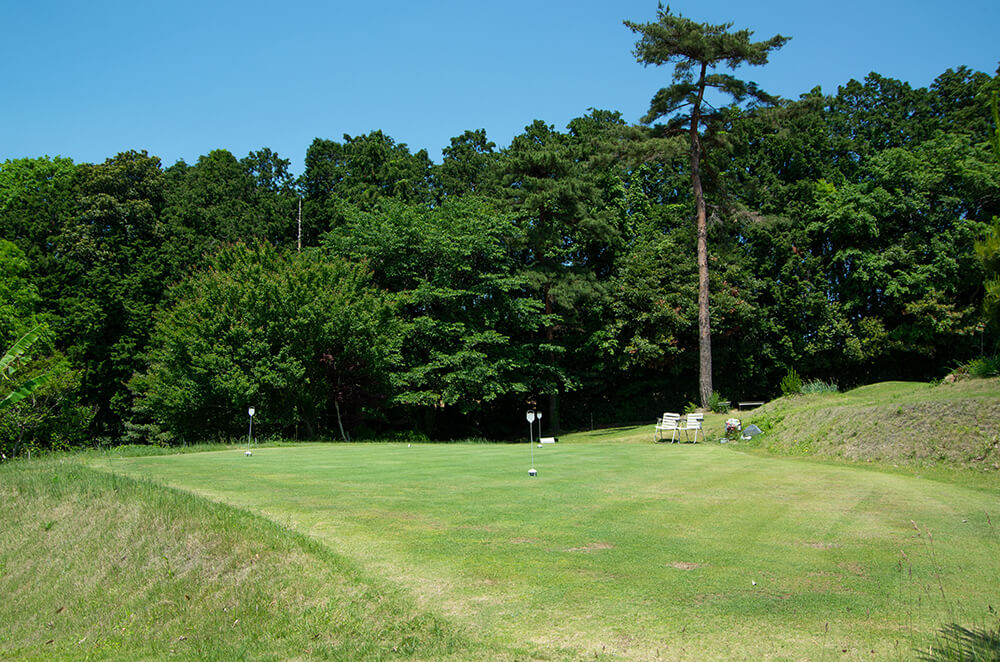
[744,379,1000,471]
[0,457,494,661]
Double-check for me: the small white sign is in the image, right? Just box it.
[248,407,256,417]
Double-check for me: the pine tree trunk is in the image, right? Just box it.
[690,62,713,409]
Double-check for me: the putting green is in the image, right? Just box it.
[97,441,1000,660]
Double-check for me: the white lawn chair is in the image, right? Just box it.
[681,413,703,443]
[654,413,681,442]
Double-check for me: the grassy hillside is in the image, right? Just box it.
[741,379,1000,470]
[0,457,526,661]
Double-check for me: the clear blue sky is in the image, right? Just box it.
[2,0,998,174]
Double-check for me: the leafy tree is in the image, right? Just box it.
[710,65,1000,388]
[976,83,1000,336]
[625,5,789,407]
[131,242,399,442]
[501,115,624,433]
[0,242,50,413]
[436,129,502,199]
[0,240,42,347]
[56,150,169,435]
[827,74,934,156]
[0,348,90,459]
[0,325,53,413]
[991,88,1000,160]
[302,131,435,242]
[162,148,299,275]
[0,157,78,309]
[324,197,543,435]
[603,178,697,403]
[0,243,89,457]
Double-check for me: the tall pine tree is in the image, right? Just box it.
[626,6,788,407]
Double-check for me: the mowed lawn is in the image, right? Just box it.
[96,439,1000,660]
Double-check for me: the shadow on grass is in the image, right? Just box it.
[583,425,645,437]
[918,622,1000,661]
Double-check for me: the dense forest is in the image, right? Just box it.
[2,11,999,453]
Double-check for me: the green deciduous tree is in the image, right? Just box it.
[0,241,89,457]
[0,325,52,412]
[324,197,543,435]
[721,69,999,384]
[977,83,1000,335]
[162,148,299,267]
[0,348,91,458]
[0,157,79,311]
[626,5,788,407]
[56,150,169,435]
[131,242,399,442]
[302,131,435,243]
[436,129,502,199]
[990,88,1000,160]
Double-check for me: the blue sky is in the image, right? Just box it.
[2,0,998,174]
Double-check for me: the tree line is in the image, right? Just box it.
[1,10,998,453]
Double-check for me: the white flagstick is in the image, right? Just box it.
[526,410,536,476]
[246,407,255,456]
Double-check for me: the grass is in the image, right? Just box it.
[742,379,1000,471]
[82,438,1000,660]
[0,456,520,661]
[4,379,999,660]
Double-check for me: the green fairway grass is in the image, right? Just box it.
[94,440,1000,660]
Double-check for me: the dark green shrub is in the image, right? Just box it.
[967,355,1000,378]
[780,368,803,396]
[708,391,729,413]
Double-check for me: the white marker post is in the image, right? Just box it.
[526,410,537,476]
[535,410,543,447]
[246,407,256,456]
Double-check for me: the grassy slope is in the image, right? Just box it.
[0,457,532,661]
[741,379,1000,470]
[97,441,1000,661]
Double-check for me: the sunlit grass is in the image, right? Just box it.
[95,439,1000,660]
[0,457,512,661]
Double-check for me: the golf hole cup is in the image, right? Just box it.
[529,468,537,477]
